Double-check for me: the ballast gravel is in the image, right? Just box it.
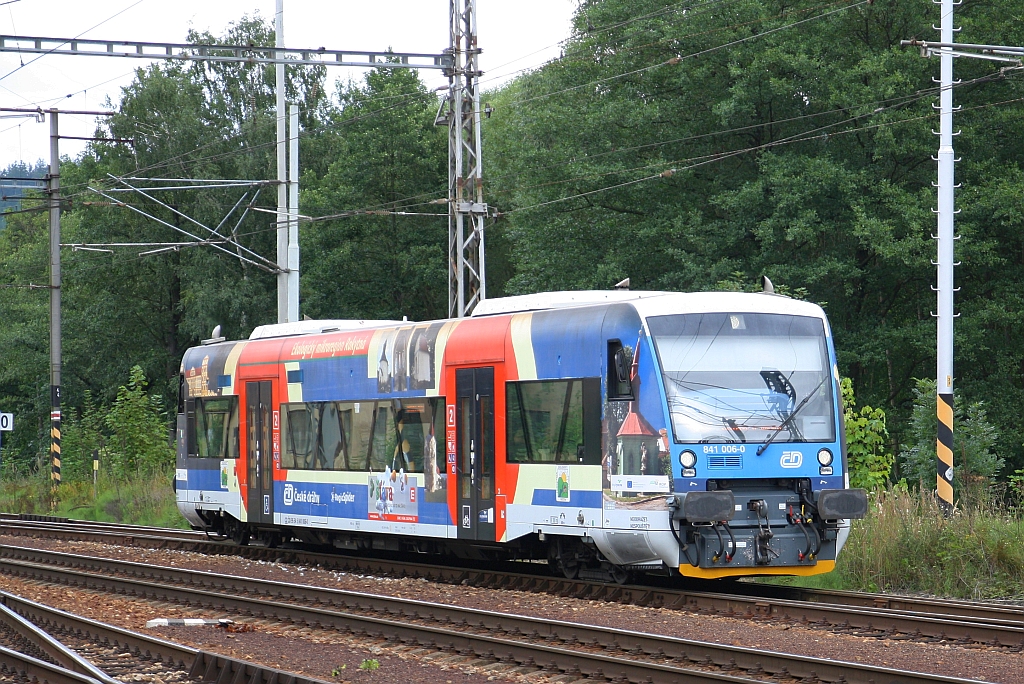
[0,535,1018,683]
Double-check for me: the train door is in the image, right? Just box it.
[456,367,495,541]
[246,380,274,526]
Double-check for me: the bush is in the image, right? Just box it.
[899,379,1004,497]
[840,378,893,489]
[60,391,105,482]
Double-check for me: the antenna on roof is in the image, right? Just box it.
[761,275,775,294]
[202,325,226,346]
[614,278,631,290]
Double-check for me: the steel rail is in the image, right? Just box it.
[0,643,105,684]
[0,596,118,683]
[2,517,1024,643]
[0,589,332,684]
[0,545,991,684]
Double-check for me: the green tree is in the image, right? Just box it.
[900,378,1004,489]
[0,207,51,472]
[484,0,1024,470]
[301,63,448,321]
[54,13,325,416]
[104,366,173,475]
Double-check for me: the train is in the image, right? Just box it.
[175,288,868,581]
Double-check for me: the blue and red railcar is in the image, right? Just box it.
[176,290,867,580]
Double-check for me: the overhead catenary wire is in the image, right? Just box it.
[0,0,150,83]
[161,64,1013,238]
[478,0,752,85]
[43,0,835,204]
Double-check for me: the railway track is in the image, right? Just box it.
[0,516,1022,650]
[0,542,995,684]
[0,584,330,684]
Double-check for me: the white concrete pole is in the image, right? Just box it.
[275,0,289,322]
[288,103,299,322]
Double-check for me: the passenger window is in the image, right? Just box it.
[506,379,599,464]
[280,398,444,472]
[194,397,239,459]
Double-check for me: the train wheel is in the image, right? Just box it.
[233,524,250,546]
[607,564,630,585]
[561,559,581,580]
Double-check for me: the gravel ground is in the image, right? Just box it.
[0,535,1018,683]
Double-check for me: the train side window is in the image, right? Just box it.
[318,402,345,470]
[368,405,395,472]
[282,404,316,469]
[177,374,185,414]
[608,340,634,401]
[506,384,531,463]
[506,379,594,463]
[279,399,444,473]
[185,399,197,458]
[194,397,239,459]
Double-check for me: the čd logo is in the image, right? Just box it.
[780,451,803,468]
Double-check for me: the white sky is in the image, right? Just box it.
[0,0,578,168]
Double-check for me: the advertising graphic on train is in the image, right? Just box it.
[601,334,673,511]
[374,322,445,394]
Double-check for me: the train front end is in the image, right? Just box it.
[641,295,867,578]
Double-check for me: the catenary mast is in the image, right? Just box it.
[446,0,487,318]
[934,0,956,511]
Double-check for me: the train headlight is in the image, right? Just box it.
[679,450,697,469]
[817,448,833,466]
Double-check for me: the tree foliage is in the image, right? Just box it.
[841,377,894,490]
[104,366,174,475]
[2,2,1024,490]
[900,378,1003,487]
[484,0,1024,469]
[301,64,448,321]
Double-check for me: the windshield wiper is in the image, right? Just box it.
[755,376,827,456]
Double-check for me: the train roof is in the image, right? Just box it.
[470,290,668,316]
[237,290,825,343]
[471,289,824,320]
[248,318,405,340]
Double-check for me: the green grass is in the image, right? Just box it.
[767,484,1024,600]
[0,467,188,528]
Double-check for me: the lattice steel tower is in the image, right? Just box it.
[443,0,488,318]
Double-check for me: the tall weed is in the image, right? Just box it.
[0,467,187,528]
[776,485,1024,599]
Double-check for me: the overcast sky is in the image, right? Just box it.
[0,0,578,168]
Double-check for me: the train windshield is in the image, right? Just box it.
[648,312,835,444]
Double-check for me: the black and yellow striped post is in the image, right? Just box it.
[936,394,953,513]
[50,385,61,508]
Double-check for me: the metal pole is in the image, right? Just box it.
[48,109,62,493]
[288,103,300,322]
[275,0,289,323]
[448,0,463,319]
[447,0,487,318]
[935,0,956,511]
[468,0,486,308]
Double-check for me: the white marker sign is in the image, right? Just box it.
[0,413,12,431]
